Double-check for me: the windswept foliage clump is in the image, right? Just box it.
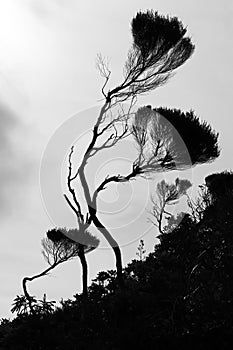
[155,108,220,165]
[131,106,219,173]
[43,227,99,265]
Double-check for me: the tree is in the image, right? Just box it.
[22,227,99,313]
[151,178,192,234]
[63,10,219,289]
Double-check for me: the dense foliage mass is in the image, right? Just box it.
[1,172,233,349]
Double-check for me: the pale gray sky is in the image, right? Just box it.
[0,0,232,318]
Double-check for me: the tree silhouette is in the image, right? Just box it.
[63,10,219,289]
[151,178,192,234]
[22,227,99,312]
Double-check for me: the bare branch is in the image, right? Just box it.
[65,146,84,223]
[64,194,79,218]
[89,122,131,157]
[92,164,142,210]
[96,53,111,99]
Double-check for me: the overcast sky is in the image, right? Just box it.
[0,0,232,318]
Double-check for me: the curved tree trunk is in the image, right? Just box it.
[91,214,124,289]
[79,167,125,289]
[78,245,88,297]
[22,263,56,314]
[78,111,124,290]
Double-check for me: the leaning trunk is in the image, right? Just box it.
[113,245,124,289]
[78,245,88,297]
[22,263,56,314]
[91,214,124,289]
[79,160,124,290]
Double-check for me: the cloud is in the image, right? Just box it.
[0,103,34,217]
[0,105,16,148]
[25,0,77,20]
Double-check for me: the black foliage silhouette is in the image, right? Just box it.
[131,107,219,173]
[132,10,193,59]
[45,227,99,253]
[4,172,233,348]
[205,170,233,200]
[122,10,195,97]
[155,108,219,166]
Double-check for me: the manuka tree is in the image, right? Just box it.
[21,227,99,314]
[64,10,219,288]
